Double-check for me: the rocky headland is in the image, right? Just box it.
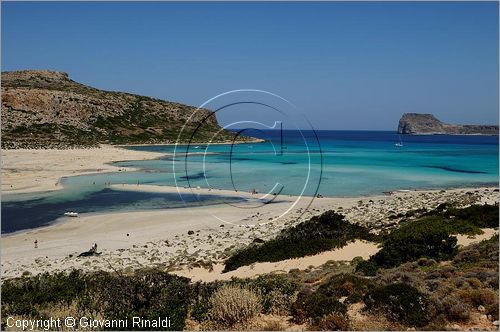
[397,113,498,135]
[1,70,256,148]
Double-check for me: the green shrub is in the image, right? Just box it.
[364,283,429,327]
[86,269,191,330]
[291,291,347,324]
[355,259,379,276]
[190,299,212,323]
[363,205,498,272]
[316,273,375,304]
[453,234,499,273]
[371,226,457,268]
[400,215,483,236]
[445,204,499,228]
[2,269,192,331]
[224,238,333,272]
[189,282,222,323]
[1,270,87,317]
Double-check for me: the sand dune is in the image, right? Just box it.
[174,240,380,282]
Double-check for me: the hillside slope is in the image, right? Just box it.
[397,113,498,135]
[1,70,249,148]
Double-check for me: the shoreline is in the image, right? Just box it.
[2,183,498,237]
[116,137,266,147]
[2,143,498,198]
[110,182,500,200]
[1,145,168,195]
[1,140,265,196]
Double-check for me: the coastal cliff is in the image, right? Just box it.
[1,70,251,148]
[397,113,499,135]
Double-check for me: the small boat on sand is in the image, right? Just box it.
[64,212,79,217]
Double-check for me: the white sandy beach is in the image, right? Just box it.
[1,145,166,194]
[1,146,499,281]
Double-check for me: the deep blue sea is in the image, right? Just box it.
[2,130,498,233]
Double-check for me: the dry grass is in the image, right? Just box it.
[347,302,403,331]
[208,284,262,329]
[309,313,351,330]
[458,288,499,318]
[260,319,287,331]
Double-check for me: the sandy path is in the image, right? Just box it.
[174,240,380,282]
[456,228,498,247]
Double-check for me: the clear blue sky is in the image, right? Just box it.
[2,2,498,130]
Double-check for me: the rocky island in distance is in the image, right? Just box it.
[398,113,499,135]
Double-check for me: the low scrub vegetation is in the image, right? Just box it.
[316,273,375,304]
[371,224,458,268]
[291,290,347,324]
[206,284,262,329]
[2,269,192,331]
[357,204,498,274]
[309,312,351,330]
[444,204,499,228]
[226,204,497,274]
[2,205,497,331]
[231,275,298,314]
[364,283,430,327]
[224,211,377,272]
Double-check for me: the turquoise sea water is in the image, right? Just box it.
[2,130,498,233]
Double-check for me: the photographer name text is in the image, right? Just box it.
[6,316,171,330]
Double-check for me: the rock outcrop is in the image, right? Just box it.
[397,113,498,135]
[2,70,251,148]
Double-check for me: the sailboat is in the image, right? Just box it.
[394,134,404,147]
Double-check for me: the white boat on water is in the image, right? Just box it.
[394,134,404,147]
[64,212,79,217]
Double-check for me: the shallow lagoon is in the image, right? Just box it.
[2,130,498,233]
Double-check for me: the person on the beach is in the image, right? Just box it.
[34,239,38,248]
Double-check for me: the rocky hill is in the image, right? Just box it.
[1,70,253,148]
[397,113,498,135]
